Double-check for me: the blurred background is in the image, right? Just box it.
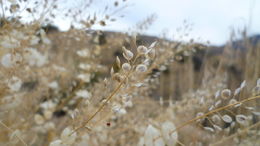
[53,0,260,45]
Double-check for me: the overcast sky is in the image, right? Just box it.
[56,0,260,45]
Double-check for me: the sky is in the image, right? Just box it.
[3,0,259,45]
[75,0,259,45]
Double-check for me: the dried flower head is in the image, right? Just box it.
[229,99,238,105]
[116,56,121,68]
[136,64,147,73]
[122,63,131,72]
[204,127,214,132]
[211,114,221,123]
[235,115,248,125]
[137,45,148,54]
[221,89,232,99]
[222,114,232,123]
[122,47,134,60]
[49,140,63,146]
[257,78,260,86]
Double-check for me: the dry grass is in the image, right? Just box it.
[0,0,260,146]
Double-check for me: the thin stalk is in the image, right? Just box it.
[71,71,131,135]
[211,121,260,146]
[0,121,28,146]
[153,95,260,141]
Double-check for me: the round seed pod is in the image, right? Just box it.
[136,64,147,73]
[221,89,232,99]
[137,45,148,54]
[122,63,131,72]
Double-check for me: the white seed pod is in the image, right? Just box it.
[110,67,114,76]
[116,56,121,68]
[234,87,241,96]
[161,121,178,146]
[76,49,89,57]
[252,111,260,116]
[144,125,164,146]
[44,122,55,130]
[137,45,148,54]
[76,90,91,99]
[122,63,131,72]
[221,89,232,99]
[222,115,233,123]
[204,127,214,132]
[60,127,77,145]
[236,114,248,125]
[229,99,238,105]
[252,86,260,96]
[149,41,157,48]
[34,114,45,125]
[240,80,246,89]
[122,47,134,60]
[244,106,254,110]
[213,124,222,132]
[136,64,147,73]
[211,114,221,123]
[257,78,260,86]
[215,100,222,107]
[7,76,22,92]
[49,139,64,146]
[1,53,22,68]
[208,105,214,111]
[215,90,220,99]
[77,73,91,83]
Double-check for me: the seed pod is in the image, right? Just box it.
[122,63,131,72]
[213,124,222,132]
[112,73,123,82]
[236,115,248,125]
[252,86,260,96]
[137,45,148,54]
[229,99,237,105]
[149,41,157,48]
[211,115,221,124]
[221,89,231,99]
[136,64,147,73]
[257,78,260,86]
[110,67,114,76]
[204,127,214,132]
[116,56,121,68]
[222,114,232,123]
[122,47,134,60]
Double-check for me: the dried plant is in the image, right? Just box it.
[0,1,260,146]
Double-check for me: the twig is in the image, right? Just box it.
[0,121,28,146]
[71,72,130,134]
[153,95,260,141]
[211,121,260,146]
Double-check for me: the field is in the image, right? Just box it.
[0,0,260,146]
